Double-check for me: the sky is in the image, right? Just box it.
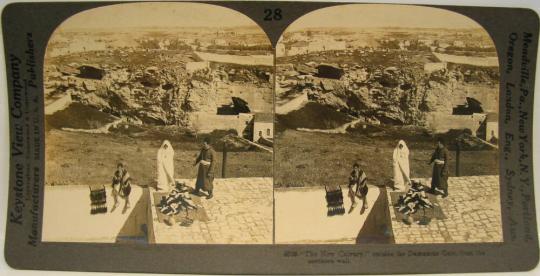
[58,2,258,30]
[286,4,484,31]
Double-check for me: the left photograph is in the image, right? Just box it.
[42,2,274,244]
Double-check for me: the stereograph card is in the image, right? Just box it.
[1,0,539,274]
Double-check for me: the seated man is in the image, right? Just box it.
[111,162,132,214]
[348,162,369,213]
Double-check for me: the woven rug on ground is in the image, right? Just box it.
[389,191,447,222]
[325,185,345,216]
[153,192,209,224]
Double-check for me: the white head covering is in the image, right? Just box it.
[160,140,173,153]
[393,140,410,190]
[157,140,175,191]
[394,140,409,158]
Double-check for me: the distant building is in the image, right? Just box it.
[158,39,171,50]
[276,44,286,57]
[288,41,309,56]
[398,40,411,50]
[191,112,253,136]
[425,113,486,136]
[283,40,346,56]
[418,39,434,46]
[186,61,210,73]
[216,30,236,36]
[438,42,451,49]
[288,32,307,41]
[424,62,447,73]
[179,38,195,44]
[253,113,274,142]
[453,40,465,47]
[199,42,212,48]
[308,40,346,52]
[213,39,228,46]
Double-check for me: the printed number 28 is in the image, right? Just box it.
[264,8,282,21]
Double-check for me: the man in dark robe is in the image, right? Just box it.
[194,137,216,199]
[489,130,498,145]
[429,138,449,197]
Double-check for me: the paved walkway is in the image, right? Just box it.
[275,185,380,244]
[149,177,273,244]
[388,175,502,244]
[42,185,148,243]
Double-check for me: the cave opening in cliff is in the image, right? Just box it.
[162,83,174,90]
[377,116,403,125]
[77,65,104,80]
[231,97,251,113]
[217,104,237,115]
[216,97,252,115]
[138,75,160,88]
[315,64,344,79]
[452,97,484,115]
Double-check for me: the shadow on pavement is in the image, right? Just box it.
[356,186,395,244]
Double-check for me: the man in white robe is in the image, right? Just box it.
[393,140,411,191]
[157,140,175,191]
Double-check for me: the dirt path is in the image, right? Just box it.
[276,91,308,114]
[297,118,362,134]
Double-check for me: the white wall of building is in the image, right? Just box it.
[186,61,210,73]
[253,121,273,141]
[424,62,447,73]
[191,112,253,135]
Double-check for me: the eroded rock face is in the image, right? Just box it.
[45,61,272,127]
[284,64,497,126]
[72,66,193,126]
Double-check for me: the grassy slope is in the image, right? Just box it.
[274,129,499,188]
[45,130,272,186]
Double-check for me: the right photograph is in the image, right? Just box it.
[274,4,502,244]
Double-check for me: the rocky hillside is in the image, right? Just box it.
[44,49,272,128]
[277,50,499,126]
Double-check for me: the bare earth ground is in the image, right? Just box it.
[45,130,273,186]
[274,129,499,188]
